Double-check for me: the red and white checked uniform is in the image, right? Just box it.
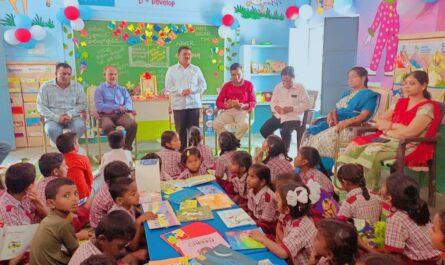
[179,163,208,180]
[108,203,136,223]
[337,187,382,224]
[89,184,114,229]
[215,150,235,179]
[161,171,172,181]
[68,239,102,265]
[247,186,277,222]
[281,216,317,265]
[231,173,248,199]
[266,155,294,182]
[196,143,215,169]
[36,176,58,205]
[0,192,38,226]
[157,148,182,179]
[385,210,441,262]
[299,168,334,194]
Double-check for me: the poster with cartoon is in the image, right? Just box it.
[0,224,38,260]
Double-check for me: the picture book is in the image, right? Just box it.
[135,159,161,193]
[197,244,257,265]
[139,191,162,203]
[0,224,39,260]
[141,200,181,229]
[196,193,233,210]
[180,200,198,210]
[168,189,202,205]
[196,184,223,195]
[176,232,230,258]
[217,208,256,228]
[225,228,265,250]
[169,174,216,188]
[148,257,189,265]
[176,206,214,222]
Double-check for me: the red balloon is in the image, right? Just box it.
[64,6,80,21]
[286,6,299,20]
[15,28,32,43]
[222,14,234,27]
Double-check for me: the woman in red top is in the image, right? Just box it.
[338,71,441,190]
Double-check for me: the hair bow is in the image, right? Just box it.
[306,179,321,204]
[286,187,308,207]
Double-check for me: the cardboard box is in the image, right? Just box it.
[27,136,44,147]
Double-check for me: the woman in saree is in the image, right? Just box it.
[337,70,441,190]
[301,66,378,169]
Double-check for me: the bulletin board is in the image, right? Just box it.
[73,21,225,95]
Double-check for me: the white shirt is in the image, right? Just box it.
[95,149,133,190]
[270,82,311,123]
[165,63,207,110]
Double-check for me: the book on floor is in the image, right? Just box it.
[196,193,233,210]
[148,257,189,265]
[217,208,256,228]
[176,206,214,222]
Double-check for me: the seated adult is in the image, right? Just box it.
[338,71,441,189]
[94,66,137,150]
[213,63,256,140]
[260,66,311,151]
[37,63,87,144]
[301,66,378,168]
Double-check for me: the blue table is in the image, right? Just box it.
[143,181,286,264]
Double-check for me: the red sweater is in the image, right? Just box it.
[216,80,256,111]
[64,152,93,199]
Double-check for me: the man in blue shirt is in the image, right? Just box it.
[94,66,137,150]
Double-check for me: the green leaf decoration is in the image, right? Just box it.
[227,56,232,61]
[225,66,230,71]
[67,33,73,39]
[230,42,235,47]
[227,37,233,42]
[68,51,73,56]
[225,48,230,52]
[231,52,237,57]
[63,43,68,50]
[63,26,68,33]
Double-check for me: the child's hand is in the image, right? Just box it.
[136,211,157,224]
[26,186,40,204]
[249,230,266,243]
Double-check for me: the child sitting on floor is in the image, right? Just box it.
[179,147,209,179]
[215,131,240,186]
[246,163,277,235]
[430,209,445,254]
[228,150,252,208]
[68,211,137,265]
[30,178,80,265]
[141,152,171,181]
[56,132,94,200]
[157,131,182,179]
[188,126,214,169]
[90,161,131,229]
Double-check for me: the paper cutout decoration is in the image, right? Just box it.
[225,228,265,250]
[141,200,180,229]
[196,193,233,210]
[176,206,214,222]
[217,208,256,228]
[176,232,230,258]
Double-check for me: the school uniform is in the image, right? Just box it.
[299,168,334,194]
[281,215,317,265]
[89,184,114,229]
[196,143,215,168]
[161,171,172,181]
[68,239,102,265]
[337,187,382,224]
[215,150,236,195]
[385,211,442,265]
[0,192,39,226]
[108,203,136,223]
[157,147,182,179]
[265,155,294,182]
[179,164,208,179]
[247,186,277,234]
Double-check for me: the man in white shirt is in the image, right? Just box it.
[260,66,311,151]
[165,46,207,151]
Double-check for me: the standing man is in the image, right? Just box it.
[165,46,207,151]
[94,65,137,151]
[213,63,256,140]
[37,63,87,144]
[260,66,311,151]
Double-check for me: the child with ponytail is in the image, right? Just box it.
[337,164,382,224]
[188,126,214,168]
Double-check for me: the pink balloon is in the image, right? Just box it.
[286,6,299,20]
[222,14,234,27]
[15,28,31,43]
[64,6,80,21]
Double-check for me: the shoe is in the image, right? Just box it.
[366,67,377,76]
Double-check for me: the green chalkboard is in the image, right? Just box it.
[74,21,224,95]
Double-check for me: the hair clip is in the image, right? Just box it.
[286,187,308,207]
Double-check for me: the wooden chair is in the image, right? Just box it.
[296,90,319,150]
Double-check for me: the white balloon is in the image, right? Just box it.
[30,25,46,41]
[222,4,235,15]
[218,25,232,38]
[4,29,20,45]
[71,18,85,31]
[299,4,314,20]
[64,0,79,7]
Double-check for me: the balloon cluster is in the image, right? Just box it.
[3,15,46,49]
[286,2,314,28]
[212,5,240,39]
[57,0,93,31]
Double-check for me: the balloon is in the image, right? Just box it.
[211,14,223,26]
[296,0,310,7]
[65,6,80,20]
[79,5,93,20]
[71,18,85,31]
[222,14,234,27]
[23,39,36,49]
[64,0,79,7]
[4,29,20,45]
[230,18,240,29]
[57,9,71,25]
[14,15,32,28]
[397,0,425,17]
[286,6,299,20]
[222,4,235,15]
[299,4,313,20]
[30,25,46,41]
[218,25,232,38]
[334,0,353,15]
[15,28,31,43]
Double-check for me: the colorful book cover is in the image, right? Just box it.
[197,244,257,265]
[196,193,233,210]
[141,200,181,229]
[176,206,214,222]
[196,184,223,195]
[139,191,162,203]
[163,186,184,195]
[176,232,230,258]
[216,208,256,228]
[170,174,216,188]
[148,257,189,265]
[168,189,202,205]
[0,224,39,260]
[180,200,198,210]
[225,228,265,250]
